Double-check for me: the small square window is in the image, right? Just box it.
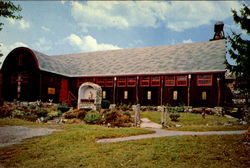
[173,91,178,100]
[124,91,128,99]
[202,91,206,100]
[102,91,106,99]
[147,91,151,100]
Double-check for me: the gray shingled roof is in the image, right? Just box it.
[32,39,226,77]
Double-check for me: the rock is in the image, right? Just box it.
[240,121,248,125]
[224,122,233,126]
[157,106,165,112]
[175,124,182,128]
[109,104,116,110]
[224,115,236,119]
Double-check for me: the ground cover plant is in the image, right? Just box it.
[0,121,249,168]
[141,111,249,131]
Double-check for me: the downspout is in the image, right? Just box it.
[113,77,116,104]
[160,76,163,105]
[136,76,139,104]
[217,77,221,106]
[188,74,191,106]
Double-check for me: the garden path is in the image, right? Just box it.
[97,118,247,143]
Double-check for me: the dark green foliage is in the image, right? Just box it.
[57,105,70,113]
[84,111,102,124]
[226,4,250,104]
[36,108,48,118]
[101,100,110,109]
[0,1,22,31]
[169,113,180,121]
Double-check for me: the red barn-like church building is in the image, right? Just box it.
[0,39,226,107]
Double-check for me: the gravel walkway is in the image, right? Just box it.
[0,126,59,147]
[97,128,247,143]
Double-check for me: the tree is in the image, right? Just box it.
[226,4,250,105]
[0,0,22,31]
[0,1,22,58]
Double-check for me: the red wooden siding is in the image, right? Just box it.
[59,78,68,103]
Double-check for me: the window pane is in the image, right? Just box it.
[173,91,178,100]
[202,91,206,100]
[102,91,106,99]
[124,91,128,99]
[147,91,151,100]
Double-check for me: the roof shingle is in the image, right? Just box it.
[29,40,226,77]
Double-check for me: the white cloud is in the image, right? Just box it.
[33,37,52,52]
[0,42,28,57]
[41,26,50,32]
[70,1,241,32]
[66,34,121,52]
[182,39,193,44]
[8,18,31,29]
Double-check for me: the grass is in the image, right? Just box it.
[0,122,249,168]
[141,111,249,131]
[0,118,35,126]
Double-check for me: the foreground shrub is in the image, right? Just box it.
[101,100,110,109]
[46,111,62,120]
[104,111,132,126]
[64,109,87,119]
[11,110,30,119]
[57,105,70,113]
[0,105,15,118]
[84,111,102,124]
[169,113,180,121]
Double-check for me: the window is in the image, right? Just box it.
[124,91,128,99]
[165,76,175,86]
[105,78,114,87]
[202,91,207,100]
[176,75,187,86]
[117,77,126,87]
[96,78,105,87]
[151,76,160,86]
[173,91,178,100]
[197,74,212,86]
[140,76,150,87]
[83,77,95,83]
[147,91,151,100]
[18,54,23,66]
[102,91,106,99]
[127,77,136,87]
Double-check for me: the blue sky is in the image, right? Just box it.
[0,1,249,65]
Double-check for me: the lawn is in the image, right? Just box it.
[141,112,249,131]
[0,121,249,168]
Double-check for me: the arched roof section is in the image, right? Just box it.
[1,47,40,71]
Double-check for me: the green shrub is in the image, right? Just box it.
[123,111,131,117]
[47,111,62,120]
[36,108,48,117]
[101,100,110,109]
[169,113,180,121]
[84,111,102,124]
[12,110,30,119]
[57,105,70,113]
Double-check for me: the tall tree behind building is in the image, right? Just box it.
[226,4,250,105]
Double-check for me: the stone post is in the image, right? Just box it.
[134,104,141,127]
